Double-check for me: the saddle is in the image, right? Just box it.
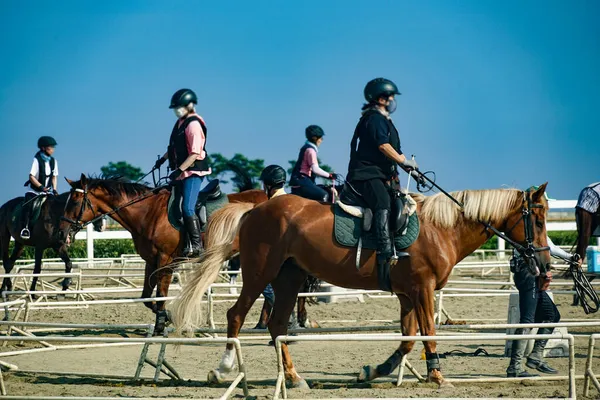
[167,179,229,232]
[11,195,48,234]
[338,183,416,235]
[335,183,420,270]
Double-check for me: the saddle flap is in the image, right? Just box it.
[339,183,368,208]
[196,179,222,206]
[391,192,409,235]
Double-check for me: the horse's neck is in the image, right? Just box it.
[452,218,506,264]
[96,191,162,234]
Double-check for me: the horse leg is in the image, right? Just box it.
[1,236,23,294]
[56,245,73,290]
[268,261,309,389]
[153,255,173,336]
[209,279,266,383]
[414,286,452,388]
[29,246,44,295]
[358,294,417,382]
[296,296,307,328]
[141,261,158,313]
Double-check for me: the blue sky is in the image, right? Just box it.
[0,0,598,203]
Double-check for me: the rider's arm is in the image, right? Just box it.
[28,158,45,190]
[307,148,330,178]
[178,120,205,172]
[547,235,572,260]
[29,175,44,190]
[52,176,58,191]
[379,143,407,166]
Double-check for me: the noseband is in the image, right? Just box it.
[61,188,99,233]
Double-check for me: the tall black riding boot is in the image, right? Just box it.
[374,209,393,292]
[526,327,558,374]
[183,215,202,257]
[507,328,539,377]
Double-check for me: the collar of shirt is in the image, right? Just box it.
[305,141,318,153]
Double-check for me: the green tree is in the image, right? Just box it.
[100,161,144,181]
[207,153,265,191]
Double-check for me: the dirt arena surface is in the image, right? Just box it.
[2,290,599,399]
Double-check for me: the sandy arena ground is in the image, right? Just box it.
[1,286,599,399]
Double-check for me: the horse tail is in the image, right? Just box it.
[171,202,255,335]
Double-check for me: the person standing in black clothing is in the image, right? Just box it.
[347,78,421,291]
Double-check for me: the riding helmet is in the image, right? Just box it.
[260,165,287,187]
[305,125,325,141]
[169,89,198,109]
[364,78,401,103]
[37,136,57,148]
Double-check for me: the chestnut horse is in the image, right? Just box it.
[58,174,267,334]
[173,184,551,389]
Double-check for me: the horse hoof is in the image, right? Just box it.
[289,379,310,389]
[357,365,376,382]
[438,380,454,389]
[207,369,224,384]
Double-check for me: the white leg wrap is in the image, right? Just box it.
[218,348,236,372]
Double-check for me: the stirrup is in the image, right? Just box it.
[20,228,31,240]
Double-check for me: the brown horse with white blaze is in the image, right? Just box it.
[172,184,551,389]
[58,173,267,334]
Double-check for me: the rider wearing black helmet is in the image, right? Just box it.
[21,136,60,239]
[289,125,338,202]
[260,164,287,199]
[346,78,421,291]
[153,88,211,257]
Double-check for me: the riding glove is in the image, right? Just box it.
[168,168,182,183]
[52,189,59,196]
[329,173,339,180]
[400,159,418,170]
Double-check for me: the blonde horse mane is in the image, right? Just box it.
[411,189,522,229]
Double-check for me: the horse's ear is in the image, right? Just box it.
[80,173,88,189]
[531,182,548,202]
[65,177,75,188]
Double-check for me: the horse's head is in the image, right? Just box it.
[58,173,99,244]
[503,183,551,273]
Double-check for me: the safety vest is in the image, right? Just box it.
[167,115,210,172]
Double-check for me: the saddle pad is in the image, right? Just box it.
[11,196,47,233]
[334,203,420,250]
[167,189,229,232]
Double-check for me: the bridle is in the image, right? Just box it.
[61,185,163,234]
[488,188,550,268]
[61,188,98,234]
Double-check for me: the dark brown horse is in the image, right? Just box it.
[173,184,551,389]
[572,190,599,305]
[58,174,267,334]
[0,193,103,295]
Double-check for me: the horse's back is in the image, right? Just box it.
[228,189,267,205]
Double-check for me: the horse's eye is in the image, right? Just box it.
[535,221,544,228]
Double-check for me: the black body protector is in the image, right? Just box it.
[24,151,56,192]
[167,115,209,172]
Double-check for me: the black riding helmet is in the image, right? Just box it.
[305,125,325,141]
[169,88,198,109]
[38,136,57,148]
[364,78,401,102]
[260,165,287,187]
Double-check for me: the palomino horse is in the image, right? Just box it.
[173,184,551,388]
[58,174,267,334]
[0,193,103,295]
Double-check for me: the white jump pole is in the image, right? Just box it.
[86,224,94,267]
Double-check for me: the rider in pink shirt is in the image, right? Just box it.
[289,125,338,202]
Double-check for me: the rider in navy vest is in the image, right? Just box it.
[20,136,59,239]
[346,78,422,292]
[153,88,211,257]
[289,125,338,202]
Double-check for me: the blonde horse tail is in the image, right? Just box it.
[170,202,255,335]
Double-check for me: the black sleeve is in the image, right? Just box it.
[366,114,390,147]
